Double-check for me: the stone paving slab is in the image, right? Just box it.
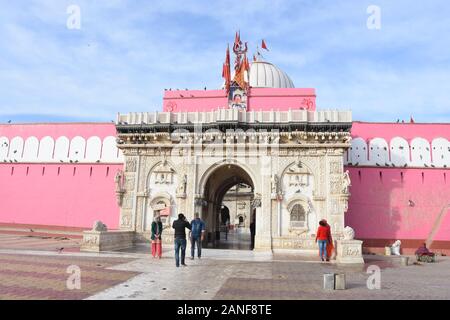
[0,253,139,300]
[1,234,450,300]
[0,234,81,252]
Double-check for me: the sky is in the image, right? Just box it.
[0,0,449,123]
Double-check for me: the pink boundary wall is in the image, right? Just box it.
[0,163,121,229]
[351,121,450,141]
[0,122,118,140]
[345,122,450,250]
[1,121,449,247]
[345,167,450,242]
[0,123,121,229]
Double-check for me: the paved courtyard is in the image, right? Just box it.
[0,234,449,300]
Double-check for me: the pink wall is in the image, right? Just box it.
[0,122,117,140]
[345,167,450,242]
[0,163,122,229]
[346,121,450,248]
[162,88,316,112]
[351,121,450,141]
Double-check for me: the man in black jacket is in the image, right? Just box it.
[172,213,191,267]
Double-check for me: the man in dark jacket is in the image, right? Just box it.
[172,213,191,267]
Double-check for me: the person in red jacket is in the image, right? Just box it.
[316,220,331,261]
[323,219,333,261]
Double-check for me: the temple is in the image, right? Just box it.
[1,34,449,255]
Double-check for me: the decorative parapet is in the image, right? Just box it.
[116,109,352,126]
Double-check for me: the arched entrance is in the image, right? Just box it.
[201,163,255,250]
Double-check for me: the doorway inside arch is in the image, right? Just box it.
[202,164,256,250]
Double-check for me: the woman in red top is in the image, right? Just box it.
[323,219,333,261]
[316,220,330,261]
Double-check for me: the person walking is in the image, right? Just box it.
[322,219,333,261]
[151,215,164,258]
[225,218,230,241]
[172,213,191,267]
[189,213,206,260]
[315,220,331,262]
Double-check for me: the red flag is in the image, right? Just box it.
[222,45,231,93]
[244,55,250,71]
[261,39,268,51]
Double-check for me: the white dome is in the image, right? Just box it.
[248,61,295,88]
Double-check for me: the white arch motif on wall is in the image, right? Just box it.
[101,136,119,162]
[390,137,410,167]
[85,136,102,162]
[22,136,39,162]
[0,136,9,161]
[146,160,178,188]
[69,136,86,162]
[431,137,450,167]
[37,136,55,162]
[349,137,368,165]
[368,137,389,166]
[411,137,431,167]
[54,136,70,162]
[279,160,315,196]
[8,136,24,161]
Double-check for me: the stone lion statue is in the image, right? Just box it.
[343,226,355,240]
[92,220,108,232]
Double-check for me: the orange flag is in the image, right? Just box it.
[222,45,231,93]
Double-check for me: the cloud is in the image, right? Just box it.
[0,0,449,123]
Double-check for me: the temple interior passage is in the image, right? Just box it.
[202,165,255,250]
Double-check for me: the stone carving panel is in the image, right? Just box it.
[126,159,137,172]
